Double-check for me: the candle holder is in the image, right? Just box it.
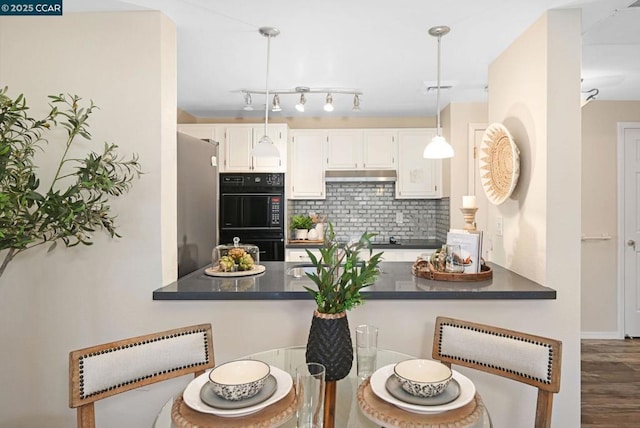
[460,207,479,231]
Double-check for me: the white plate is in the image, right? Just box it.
[370,364,475,414]
[204,264,266,277]
[183,365,293,417]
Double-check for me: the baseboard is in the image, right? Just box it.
[581,331,624,339]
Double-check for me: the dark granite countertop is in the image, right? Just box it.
[153,261,556,301]
[286,239,444,250]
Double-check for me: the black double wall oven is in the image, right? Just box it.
[219,172,285,261]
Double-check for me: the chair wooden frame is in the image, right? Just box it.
[432,316,562,428]
[69,323,214,428]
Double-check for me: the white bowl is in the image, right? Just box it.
[393,359,452,398]
[208,360,271,401]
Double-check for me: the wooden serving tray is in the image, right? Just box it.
[412,263,493,282]
[357,378,485,428]
[171,387,296,428]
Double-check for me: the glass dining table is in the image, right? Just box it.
[154,345,491,428]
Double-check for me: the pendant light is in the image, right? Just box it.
[423,26,454,159]
[252,27,280,158]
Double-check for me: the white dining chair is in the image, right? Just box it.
[432,316,562,428]
[69,323,214,428]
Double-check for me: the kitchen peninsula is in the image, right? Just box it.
[152,261,556,301]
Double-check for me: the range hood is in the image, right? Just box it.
[324,170,397,182]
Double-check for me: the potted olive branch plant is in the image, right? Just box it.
[303,223,384,381]
[0,87,142,280]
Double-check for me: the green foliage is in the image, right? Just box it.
[0,87,142,279]
[303,223,384,314]
[290,214,313,230]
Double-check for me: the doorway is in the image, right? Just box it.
[620,122,640,337]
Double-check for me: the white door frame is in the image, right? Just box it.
[617,122,640,338]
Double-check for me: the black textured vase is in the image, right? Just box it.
[305,310,353,381]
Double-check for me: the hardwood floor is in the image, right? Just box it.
[581,339,640,427]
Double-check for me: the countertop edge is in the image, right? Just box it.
[153,261,557,301]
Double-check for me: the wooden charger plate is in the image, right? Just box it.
[357,377,485,428]
[171,387,296,428]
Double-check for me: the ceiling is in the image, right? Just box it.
[65,0,640,118]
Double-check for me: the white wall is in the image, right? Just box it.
[0,11,178,427]
[0,9,580,428]
[486,9,582,427]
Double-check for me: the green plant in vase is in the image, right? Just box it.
[303,223,383,381]
[290,214,313,240]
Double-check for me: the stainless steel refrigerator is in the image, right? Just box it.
[177,132,218,278]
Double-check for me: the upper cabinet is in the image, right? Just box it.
[288,130,325,199]
[362,130,397,169]
[396,129,443,199]
[177,124,222,142]
[325,129,396,170]
[325,130,362,169]
[222,124,288,172]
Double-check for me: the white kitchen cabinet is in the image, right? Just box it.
[288,130,325,199]
[362,130,397,169]
[177,124,222,142]
[396,129,443,199]
[380,249,434,262]
[221,124,288,172]
[285,248,322,262]
[325,129,396,170]
[325,130,362,169]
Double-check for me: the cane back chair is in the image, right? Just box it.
[432,316,562,428]
[69,323,214,428]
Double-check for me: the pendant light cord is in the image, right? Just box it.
[264,34,271,137]
[435,33,441,137]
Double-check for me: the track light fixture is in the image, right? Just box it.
[240,87,362,113]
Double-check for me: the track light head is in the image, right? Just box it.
[295,93,306,112]
[243,93,253,111]
[271,94,282,112]
[352,94,360,111]
[324,93,334,112]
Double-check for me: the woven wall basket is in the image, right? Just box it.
[479,123,520,205]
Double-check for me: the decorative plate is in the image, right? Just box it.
[385,375,461,406]
[200,374,278,409]
[182,365,292,417]
[479,123,520,205]
[369,364,475,414]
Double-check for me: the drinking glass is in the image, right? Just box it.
[295,362,325,428]
[356,324,378,379]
